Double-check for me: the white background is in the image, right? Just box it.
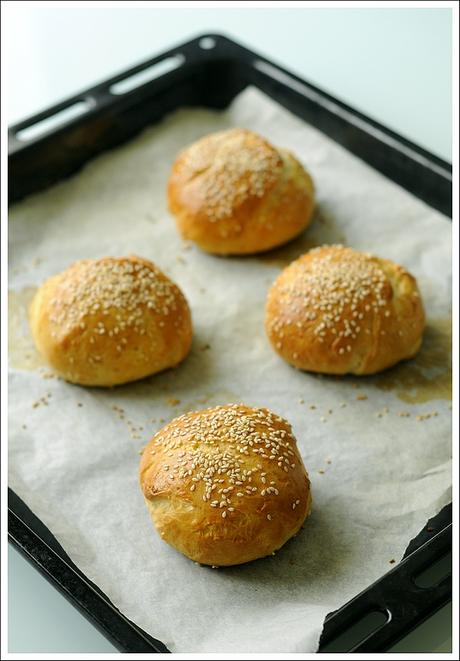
[6,3,452,653]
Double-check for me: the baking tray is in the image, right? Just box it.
[8,33,452,652]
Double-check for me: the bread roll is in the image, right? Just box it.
[140,404,312,566]
[167,128,315,255]
[265,245,425,375]
[29,256,192,386]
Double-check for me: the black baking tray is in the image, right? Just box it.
[8,33,452,653]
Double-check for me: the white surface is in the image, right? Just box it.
[8,546,118,653]
[6,5,452,654]
[5,6,452,160]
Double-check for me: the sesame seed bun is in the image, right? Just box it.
[265,245,425,375]
[29,256,192,386]
[139,404,312,566]
[167,128,315,255]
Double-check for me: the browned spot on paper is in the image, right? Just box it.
[257,207,346,268]
[373,317,451,404]
[8,287,47,371]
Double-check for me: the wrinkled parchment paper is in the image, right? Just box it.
[9,88,451,653]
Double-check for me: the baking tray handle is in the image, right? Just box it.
[320,522,452,652]
[8,506,169,653]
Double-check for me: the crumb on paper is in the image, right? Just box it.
[309,405,316,410]
[389,559,396,564]
[32,394,52,409]
[167,397,181,407]
[200,344,211,351]
[376,406,389,418]
[416,412,438,422]
[356,394,368,401]
[40,369,58,380]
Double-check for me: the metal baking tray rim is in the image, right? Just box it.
[8,32,452,653]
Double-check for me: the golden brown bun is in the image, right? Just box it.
[167,128,315,255]
[140,404,312,566]
[29,256,192,386]
[265,245,425,375]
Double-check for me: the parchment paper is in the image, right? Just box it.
[9,88,452,653]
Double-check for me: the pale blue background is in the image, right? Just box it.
[7,5,452,653]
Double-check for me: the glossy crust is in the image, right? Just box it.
[29,256,192,386]
[265,245,425,375]
[167,128,315,255]
[140,404,312,566]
